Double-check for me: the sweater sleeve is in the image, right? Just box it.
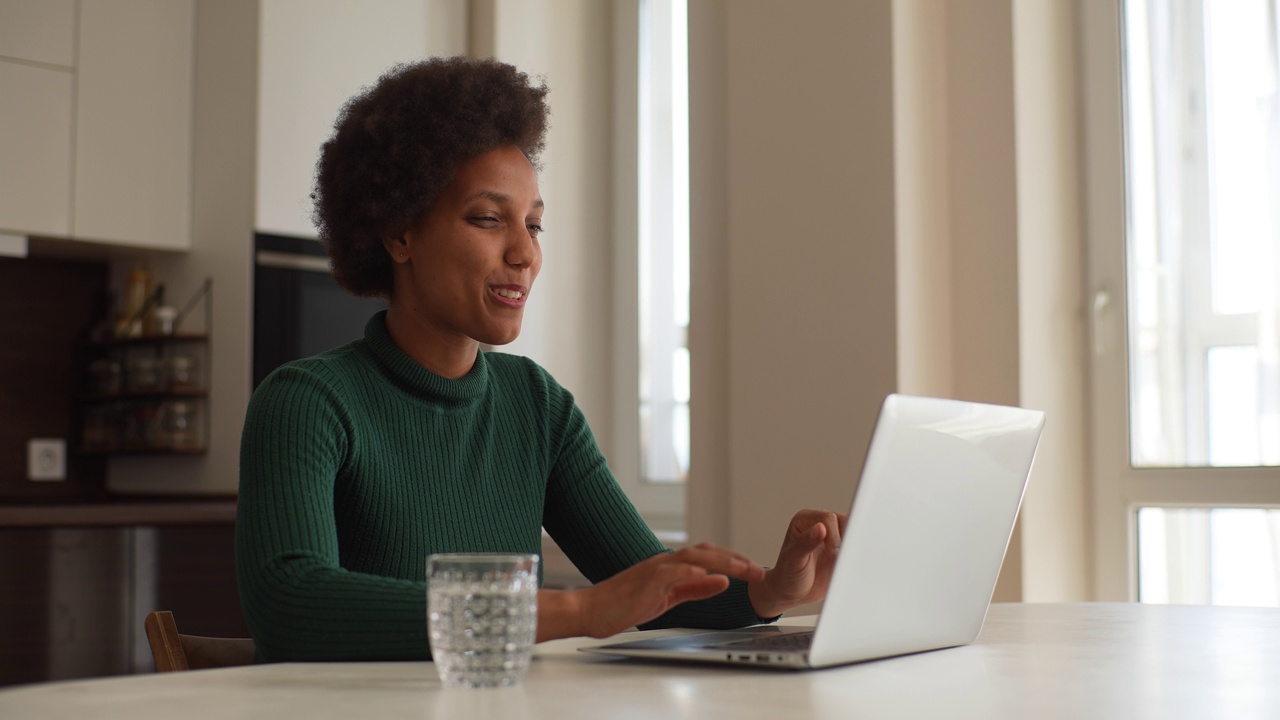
[235,364,430,662]
[539,373,769,631]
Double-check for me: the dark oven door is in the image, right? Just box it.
[253,232,385,388]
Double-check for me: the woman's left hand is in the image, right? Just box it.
[747,509,848,618]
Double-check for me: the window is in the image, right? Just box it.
[637,0,691,485]
[612,0,690,530]
[1124,0,1280,469]
[1138,507,1280,605]
[1085,0,1280,603]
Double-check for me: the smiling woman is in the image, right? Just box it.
[235,56,844,664]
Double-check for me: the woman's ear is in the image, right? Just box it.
[383,232,411,264]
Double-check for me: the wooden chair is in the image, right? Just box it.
[144,610,256,672]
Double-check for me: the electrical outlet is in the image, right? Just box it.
[28,438,66,481]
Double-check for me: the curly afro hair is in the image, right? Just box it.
[312,56,550,297]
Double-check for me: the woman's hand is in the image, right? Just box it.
[538,544,766,642]
[747,509,848,619]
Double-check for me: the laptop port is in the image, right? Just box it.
[756,654,770,663]
[736,655,752,662]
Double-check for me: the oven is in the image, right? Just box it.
[252,232,386,388]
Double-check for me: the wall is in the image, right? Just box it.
[690,0,1091,601]
[1011,0,1090,601]
[688,0,900,569]
[0,256,108,501]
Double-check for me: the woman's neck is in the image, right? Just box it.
[382,304,479,379]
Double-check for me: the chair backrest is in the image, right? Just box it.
[144,610,256,672]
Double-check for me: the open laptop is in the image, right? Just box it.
[581,393,1046,670]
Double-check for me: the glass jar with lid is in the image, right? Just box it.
[160,401,201,450]
[127,355,164,392]
[166,353,201,391]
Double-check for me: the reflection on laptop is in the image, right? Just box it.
[581,394,1046,670]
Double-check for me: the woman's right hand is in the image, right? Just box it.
[575,544,766,639]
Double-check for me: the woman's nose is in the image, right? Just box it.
[505,228,538,269]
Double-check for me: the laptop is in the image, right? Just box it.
[581,393,1046,670]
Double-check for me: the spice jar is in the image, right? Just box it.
[127,356,164,392]
[160,401,200,450]
[166,354,200,391]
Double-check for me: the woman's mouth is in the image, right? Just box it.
[491,286,528,307]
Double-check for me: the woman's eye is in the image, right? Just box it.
[471,215,500,227]
[527,223,543,237]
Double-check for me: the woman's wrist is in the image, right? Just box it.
[747,572,786,619]
[536,588,589,642]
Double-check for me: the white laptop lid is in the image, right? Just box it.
[808,394,1045,666]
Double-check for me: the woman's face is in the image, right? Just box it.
[390,144,544,347]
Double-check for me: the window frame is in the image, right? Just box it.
[1082,0,1280,601]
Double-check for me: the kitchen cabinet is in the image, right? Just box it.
[75,0,194,249]
[0,62,73,237]
[0,0,194,250]
[0,0,75,66]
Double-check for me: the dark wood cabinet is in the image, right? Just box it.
[0,507,244,687]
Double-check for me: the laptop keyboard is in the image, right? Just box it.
[715,631,814,651]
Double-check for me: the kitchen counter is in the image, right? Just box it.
[0,499,236,527]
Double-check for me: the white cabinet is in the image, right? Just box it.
[0,62,73,237]
[0,0,194,250]
[75,0,194,249]
[0,0,75,238]
[0,0,75,67]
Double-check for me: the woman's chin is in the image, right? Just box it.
[476,326,522,347]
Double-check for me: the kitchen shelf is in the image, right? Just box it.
[74,333,210,456]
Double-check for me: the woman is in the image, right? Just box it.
[236,56,845,662]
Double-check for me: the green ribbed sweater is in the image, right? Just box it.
[236,312,763,662]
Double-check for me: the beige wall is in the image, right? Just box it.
[688,0,899,566]
[691,0,1091,601]
[1012,0,1091,602]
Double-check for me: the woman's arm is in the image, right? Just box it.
[536,368,770,635]
[236,364,430,662]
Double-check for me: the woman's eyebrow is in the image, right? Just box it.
[468,190,544,210]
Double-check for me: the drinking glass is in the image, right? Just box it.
[426,553,539,688]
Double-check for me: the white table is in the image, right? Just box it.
[2,603,1278,719]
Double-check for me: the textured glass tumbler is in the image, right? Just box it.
[427,553,540,688]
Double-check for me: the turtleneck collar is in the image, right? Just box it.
[362,310,489,406]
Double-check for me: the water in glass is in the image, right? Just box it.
[427,554,539,688]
